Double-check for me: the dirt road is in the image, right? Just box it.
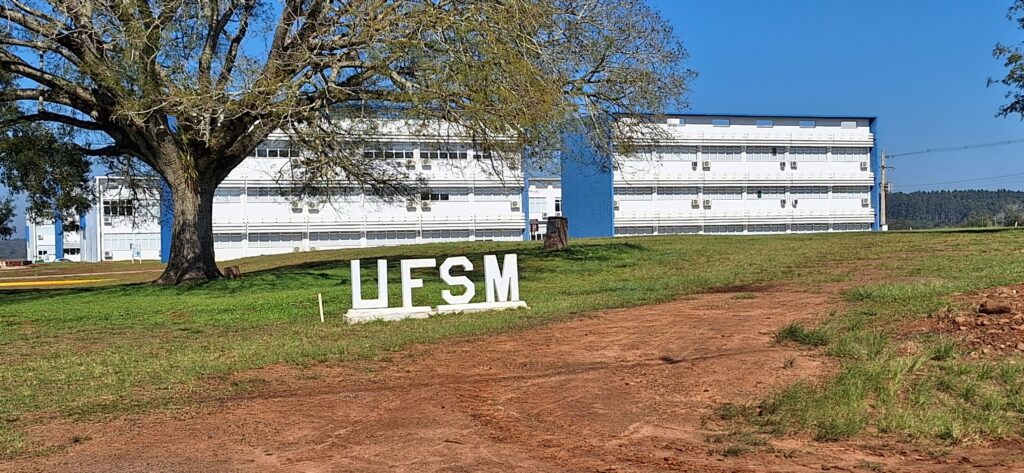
[6,286,1022,472]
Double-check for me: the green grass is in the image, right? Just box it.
[738,238,1024,445]
[3,229,1024,458]
[776,322,831,347]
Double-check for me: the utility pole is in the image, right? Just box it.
[879,151,888,231]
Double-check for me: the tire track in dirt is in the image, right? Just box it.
[5,286,1023,472]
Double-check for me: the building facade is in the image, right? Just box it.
[562,114,880,237]
[28,114,881,263]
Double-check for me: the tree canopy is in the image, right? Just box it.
[0,0,693,284]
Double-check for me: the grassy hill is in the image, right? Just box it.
[3,230,1024,457]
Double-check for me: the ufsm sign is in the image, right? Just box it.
[344,254,527,323]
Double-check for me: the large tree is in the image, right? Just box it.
[0,0,693,284]
[0,196,14,239]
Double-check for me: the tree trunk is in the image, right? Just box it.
[154,180,222,285]
[543,216,569,251]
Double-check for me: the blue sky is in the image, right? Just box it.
[3,1,1024,237]
[659,0,1024,191]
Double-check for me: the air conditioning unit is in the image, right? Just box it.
[860,162,869,171]
[103,216,112,226]
[103,251,113,260]
[613,200,620,211]
[789,161,798,170]
[291,206,303,214]
[861,198,870,208]
[792,199,799,208]
[293,247,302,253]
[406,199,417,211]
[703,199,712,209]
[779,162,787,171]
[510,201,520,211]
[702,161,711,171]
[780,199,787,208]
[310,247,318,252]
[421,201,432,211]
[405,158,416,169]
[542,212,548,219]
[307,206,320,214]
[421,158,432,169]
[691,161,699,171]
[691,199,700,209]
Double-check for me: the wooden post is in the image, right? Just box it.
[544,216,569,250]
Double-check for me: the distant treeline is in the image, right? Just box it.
[888,190,1024,230]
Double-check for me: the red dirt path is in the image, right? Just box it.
[5,286,1023,472]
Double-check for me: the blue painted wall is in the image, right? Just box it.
[560,132,614,238]
[521,176,531,241]
[159,181,174,263]
[54,211,64,259]
[869,118,882,231]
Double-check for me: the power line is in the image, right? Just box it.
[889,138,1024,158]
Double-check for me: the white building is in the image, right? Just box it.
[561,114,880,237]
[29,114,881,262]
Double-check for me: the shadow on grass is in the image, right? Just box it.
[0,241,649,303]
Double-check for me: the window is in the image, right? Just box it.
[529,197,547,212]
[792,223,828,233]
[366,230,417,245]
[420,187,469,202]
[712,118,730,127]
[474,187,518,201]
[248,232,303,248]
[658,186,698,200]
[747,146,786,162]
[791,186,829,199]
[103,233,159,251]
[554,198,562,213]
[831,147,870,161]
[702,146,742,162]
[422,229,472,241]
[615,226,655,236]
[832,186,870,199]
[214,233,244,248]
[704,187,743,200]
[749,224,788,233]
[614,187,654,200]
[658,145,698,161]
[840,121,858,129]
[747,186,786,199]
[799,120,816,128]
[246,186,283,201]
[834,223,871,232]
[705,225,744,234]
[756,119,774,128]
[421,146,468,160]
[790,146,828,161]
[309,232,360,245]
[477,229,521,239]
[103,200,134,217]
[214,187,243,203]
[659,225,699,235]
[363,144,414,161]
[252,140,302,159]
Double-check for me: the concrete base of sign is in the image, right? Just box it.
[344,301,528,324]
